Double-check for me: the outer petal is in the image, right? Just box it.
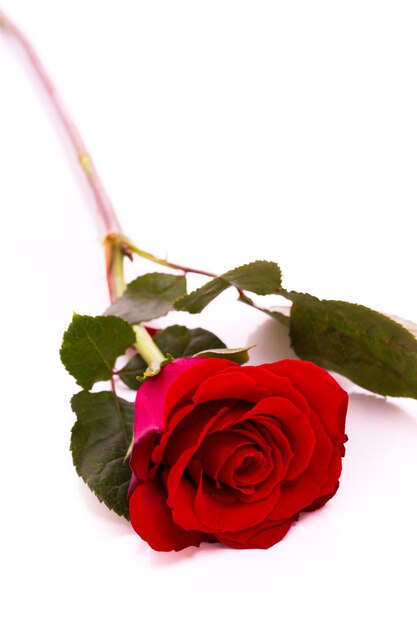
[133,358,203,442]
[267,407,336,520]
[262,360,348,446]
[129,477,206,551]
[170,475,213,533]
[165,404,233,498]
[216,517,295,549]
[130,430,160,484]
[302,449,342,512]
[130,358,203,482]
[163,358,238,424]
[192,369,267,404]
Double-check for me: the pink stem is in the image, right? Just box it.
[0,8,121,238]
[0,10,239,301]
[163,262,216,279]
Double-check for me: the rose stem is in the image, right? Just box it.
[0,7,119,304]
[0,8,165,366]
[124,239,217,279]
[0,10,216,283]
[0,9,120,241]
[0,9,288,331]
[106,234,165,366]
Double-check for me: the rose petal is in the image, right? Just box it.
[130,430,160,483]
[129,477,206,551]
[192,368,268,404]
[268,407,335,520]
[169,475,212,532]
[165,404,233,499]
[133,358,202,442]
[262,360,348,446]
[242,420,293,487]
[199,431,257,482]
[193,470,281,532]
[130,359,204,482]
[218,445,269,489]
[302,449,342,512]
[245,397,316,480]
[221,421,292,503]
[161,401,236,466]
[236,366,310,413]
[163,359,238,424]
[151,400,197,465]
[216,517,295,549]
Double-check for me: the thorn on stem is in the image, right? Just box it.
[120,241,134,262]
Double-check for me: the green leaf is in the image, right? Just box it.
[174,261,282,314]
[222,261,282,293]
[194,345,255,364]
[105,273,186,323]
[119,325,226,389]
[174,277,229,314]
[155,324,226,356]
[118,354,148,390]
[60,314,135,390]
[71,391,134,519]
[288,293,417,399]
[388,315,417,339]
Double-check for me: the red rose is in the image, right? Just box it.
[129,357,348,551]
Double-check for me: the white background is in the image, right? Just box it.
[1,1,417,624]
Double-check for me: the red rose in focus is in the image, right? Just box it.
[129,358,348,551]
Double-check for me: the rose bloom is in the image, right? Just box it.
[129,357,348,551]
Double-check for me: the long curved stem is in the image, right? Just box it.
[0,9,121,252]
[0,9,285,329]
[0,8,168,366]
[1,9,220,286]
